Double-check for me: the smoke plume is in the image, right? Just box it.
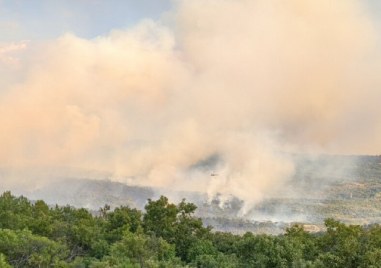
[1,0,380,211]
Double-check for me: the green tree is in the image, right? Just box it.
[0,192,33,230]
[103,228,179,268]
[283,224,318,265]
[210,232,238,255]
[172,200,207,262]
[50,206,106,260]
[0,229,67,267]
[104,206,142,243]
[30,200,53,237]
[143,196,178,240]
[143,197,208,261]
[317,218,363,268]
[361,248,381,268]
[0,254,11,268]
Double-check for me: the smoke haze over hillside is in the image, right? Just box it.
[1,0,381,211]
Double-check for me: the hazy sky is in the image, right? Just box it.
[0,0,380,42]
[0,0,171,41]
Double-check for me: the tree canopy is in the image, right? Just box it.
[1,191,381,267]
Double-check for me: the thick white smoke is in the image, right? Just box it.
[0,0,380,211]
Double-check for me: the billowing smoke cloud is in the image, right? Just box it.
[1,0,380,211]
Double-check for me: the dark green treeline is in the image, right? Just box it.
[1,191,381,267]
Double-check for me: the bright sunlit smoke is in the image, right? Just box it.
[0,0,380,212]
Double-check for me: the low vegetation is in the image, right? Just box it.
[1,191,381,267]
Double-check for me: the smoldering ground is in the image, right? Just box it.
[0,0,381,214]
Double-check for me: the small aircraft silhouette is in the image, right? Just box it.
[210,173,218,176]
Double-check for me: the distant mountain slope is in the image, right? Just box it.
[26,178,155,210]
[2,155,380,234]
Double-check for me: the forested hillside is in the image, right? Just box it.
[1,192,381,267]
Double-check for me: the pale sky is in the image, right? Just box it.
[0,0,380,43]
[0,0,171,41]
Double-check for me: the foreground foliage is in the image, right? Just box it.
[1,191,381,267]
